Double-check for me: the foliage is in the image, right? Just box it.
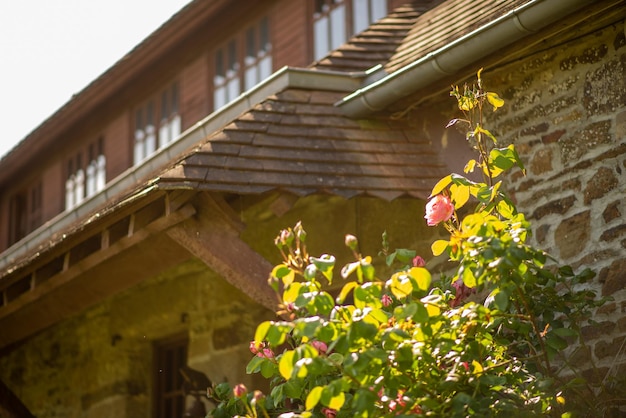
[208,71,609,417]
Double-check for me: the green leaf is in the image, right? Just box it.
[553,328,578,338]
[341,261,360,279]
[246,355,265,374]
[494,288,509,311]
[310,254,336,284]
[272,264,295,287]
[432,240,449,256]
[388,272,413,299]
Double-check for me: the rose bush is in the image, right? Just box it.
[207,72,611,417]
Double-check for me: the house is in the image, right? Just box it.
[0,0,624,416]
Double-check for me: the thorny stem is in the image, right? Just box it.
[514,284,551,373]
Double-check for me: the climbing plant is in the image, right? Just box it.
[208,71,607,417]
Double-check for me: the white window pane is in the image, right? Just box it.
[314,16,329,60]
[145,129,156,156]
[134,130,144,165]
[330,4,346,49]
[245,66,258,91]
[371,0,387,22]
[353,0,368,34]
[74,169,84,205]
[171,115,181,140]
[86,163,96,197]
[159,124,170,148]
[227,77,240,102]
[214,86,226,110]
[259,56,272,81]
[65,177,74,210]
[96,155,106,191]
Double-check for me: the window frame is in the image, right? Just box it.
[312,0,388,61]
[134,81,181,165]
[212,16,273,111]
[153,334,189,418]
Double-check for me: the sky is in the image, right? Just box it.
[0,0,192,159]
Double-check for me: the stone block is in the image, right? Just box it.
[594,335,626,360]
[584,54,626,116]
[600,259,626,296]
[603,200,622,223]
[559,120,612,164]
[584,166,618,204]
[530,148,553,175]
[532,195,576,220]
[600,224,626,242]
[555,211,590,260]
[560,44,608,71]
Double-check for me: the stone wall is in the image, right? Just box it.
[0,259,274,418]
[483,17,626,381]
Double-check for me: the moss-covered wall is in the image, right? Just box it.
[0,259,274,418]
[0,194,436,417]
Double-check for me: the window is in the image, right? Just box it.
[65,138,106,211]
[313,0,387,61]
[134,83,181,165]
[154,337,188,418]
[8,180,42,245]
[213,18,272,111]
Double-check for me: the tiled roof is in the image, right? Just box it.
[385,0,533,73]
[157,87,448,201]
[312,1,442,73]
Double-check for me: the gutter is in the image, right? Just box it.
[337,0,598,117]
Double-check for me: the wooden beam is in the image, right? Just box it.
[0,204,196,323]
[167,193,277,310]
[0,378,35,418]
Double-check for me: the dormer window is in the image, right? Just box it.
[134,83,181,165]
[213,17,273,111]
[65,138,106,211]
[313,0,387,61]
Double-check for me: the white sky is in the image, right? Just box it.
[0,0,192,159]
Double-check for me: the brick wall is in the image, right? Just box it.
[484,18,626,379]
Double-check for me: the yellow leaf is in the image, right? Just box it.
[557,395,566,405]
[279,350,296,379]
[328,392,345,410]
[464,159,477,173]
[431,240,449,256]
[430,175,452,197]
[450,183,470,209]
[486,92,504,111]
[409,267,432,291]
[306,386,324,410]
[472,360,483,375]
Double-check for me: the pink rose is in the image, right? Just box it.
[322,407,337,418]
[381,294,393,307]
[424,195,454,226]
[412,255,426,267]
[311,340,328,354]
[450,278,476,307]
[262,348,275,359]
[249,341,259,355]
[233,383,247,398]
